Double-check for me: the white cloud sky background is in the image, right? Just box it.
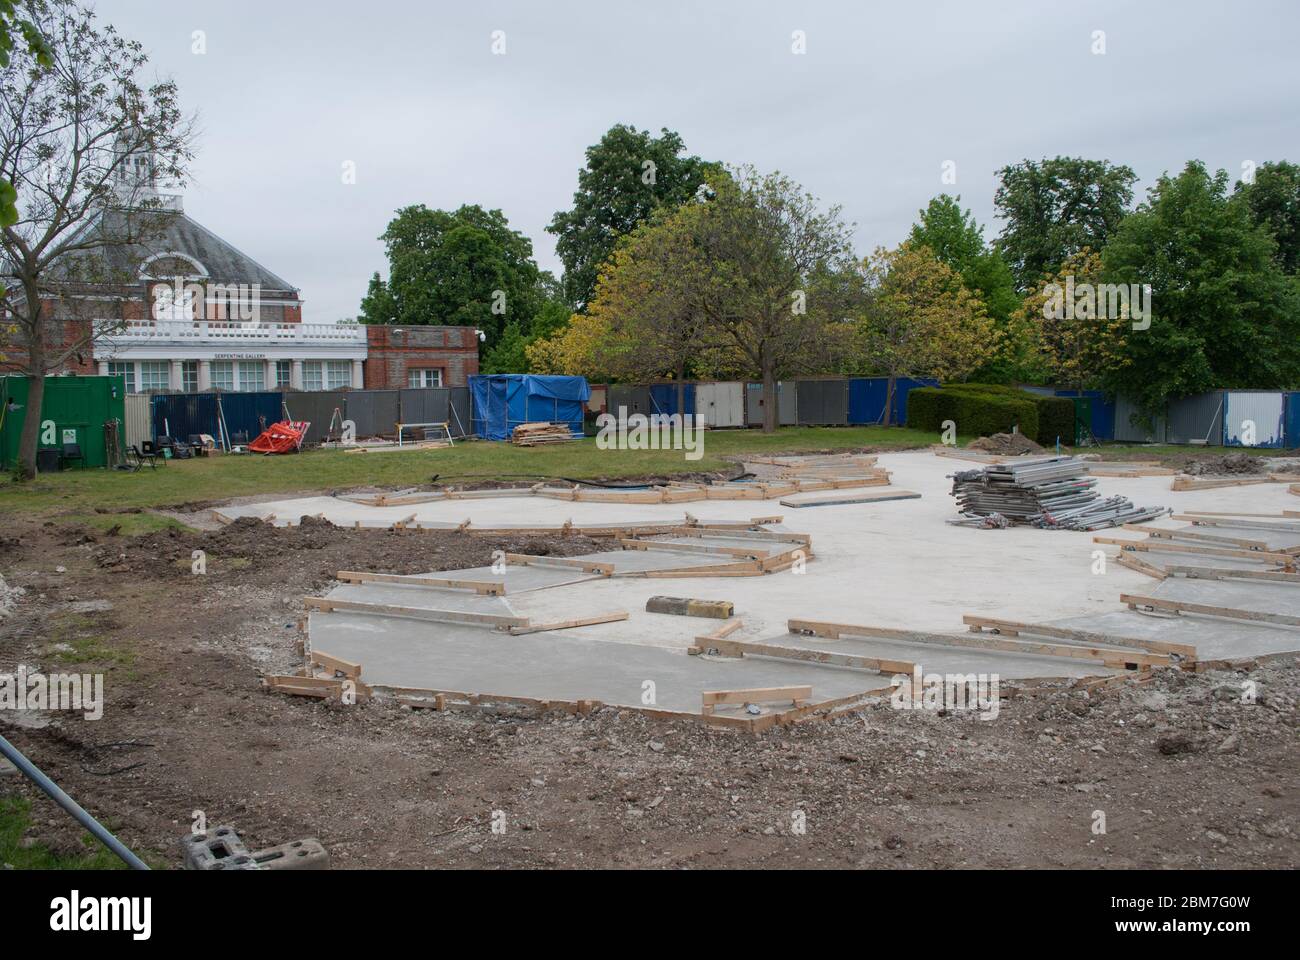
[94,0,1300,322]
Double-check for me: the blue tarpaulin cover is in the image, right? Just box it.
[469,374,591,441]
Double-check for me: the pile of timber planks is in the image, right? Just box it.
[512,422,577,446]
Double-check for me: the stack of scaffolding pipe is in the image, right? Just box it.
[948,456,1167,530]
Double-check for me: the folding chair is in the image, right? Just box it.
[60,441,85,470]
[129,444,158,470]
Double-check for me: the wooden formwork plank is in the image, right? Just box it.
[504,554,615,576]
[1093,536,1295,567]
[1115,553,1167,580]
[336,570,505,595]
[1121,593,1300,629]
[1164,566,1300,584]
[1124,523,1273,552]
[961,615,1197,660]
[789,617,1169,669]
[640,567,764,579]
[618,538,768,559]
[701,686,812,715]
[663,526,812,545]
[1173,514,1300,534]
[507,612,630,635]
[706,636,914,676]
[304,596,528,628]
[309,650,362,679]
[1171,476,1272,492]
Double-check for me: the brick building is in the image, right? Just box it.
[2,149,480,392]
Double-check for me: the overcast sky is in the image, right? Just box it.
[94,0,1300,323]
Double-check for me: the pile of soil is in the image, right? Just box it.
[83,515,603,584]
[968,433,1045,456]
[1183,453,1265,477]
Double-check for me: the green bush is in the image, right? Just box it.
[907,386,1039,440]
[940,383,1075,446]
[1034,396,1077,446]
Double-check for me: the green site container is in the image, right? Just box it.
[1072,396,1092,445]
[0,375,127,470]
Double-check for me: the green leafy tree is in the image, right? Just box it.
[1234,160,1300,274]
[687,167,859,432]
[994,157,1137,290]
[548,124,716,308]
[359,204,548,352]
[1102,161,1300,413]
[908,194,1023,380]
[1013,250,1130,391]
[851,243,997,424]
[0,0,53,226]
[481,322,528,373]
[479,300,571,373]
[2,0,194,480]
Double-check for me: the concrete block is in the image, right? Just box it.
[252,838,330,871]
[181,826,259,871]
[646,596,734,619]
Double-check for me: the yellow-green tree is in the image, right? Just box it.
[852,243,997,424]
[525,310,611,378]
[1016,249,1130,390]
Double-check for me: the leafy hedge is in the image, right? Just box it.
[907,386,1039,441]
[940,384,1077,446]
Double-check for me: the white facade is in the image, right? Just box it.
[93,320,367,394]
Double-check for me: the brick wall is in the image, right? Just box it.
[364,325,480,389]
[0,302,96,374]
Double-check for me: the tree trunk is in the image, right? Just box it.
[16,359,46,481]
[761,353,777,434]
[675,363,686,420]
[882,375,896,427]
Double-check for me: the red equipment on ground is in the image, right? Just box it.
[248,420,311,455]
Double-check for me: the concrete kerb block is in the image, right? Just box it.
[181,826,259,871]
[646,596,735,619]
[252,837,330,871]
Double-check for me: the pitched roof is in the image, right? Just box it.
[47,208,298,292]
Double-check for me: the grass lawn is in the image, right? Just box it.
[0,426,1285,532]
[0,795,133,870]
[0,426,939,525]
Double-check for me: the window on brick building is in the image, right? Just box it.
[108,362,136,393]
[182,361,199,393]
[238,361,265,392]
[210,361,234,391]
[407,368,442,388]
[325,361,351,390]
[139,361,170,393]
[302,361,323,391]
[275,361,292,388]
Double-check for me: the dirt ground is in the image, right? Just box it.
[0,513,1296,869]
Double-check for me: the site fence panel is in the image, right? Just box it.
[1166,391,1225,445]
[795,379,848,425]
[648,383,696,417]
[283,391,348,444]
[1053,389,1117,441]
[1112,394,1168,443]
[697,382,745,427]
[345,390,401,439]
[608,385,653,416]
[1223,391,1287,448]
[124,394,153,449]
